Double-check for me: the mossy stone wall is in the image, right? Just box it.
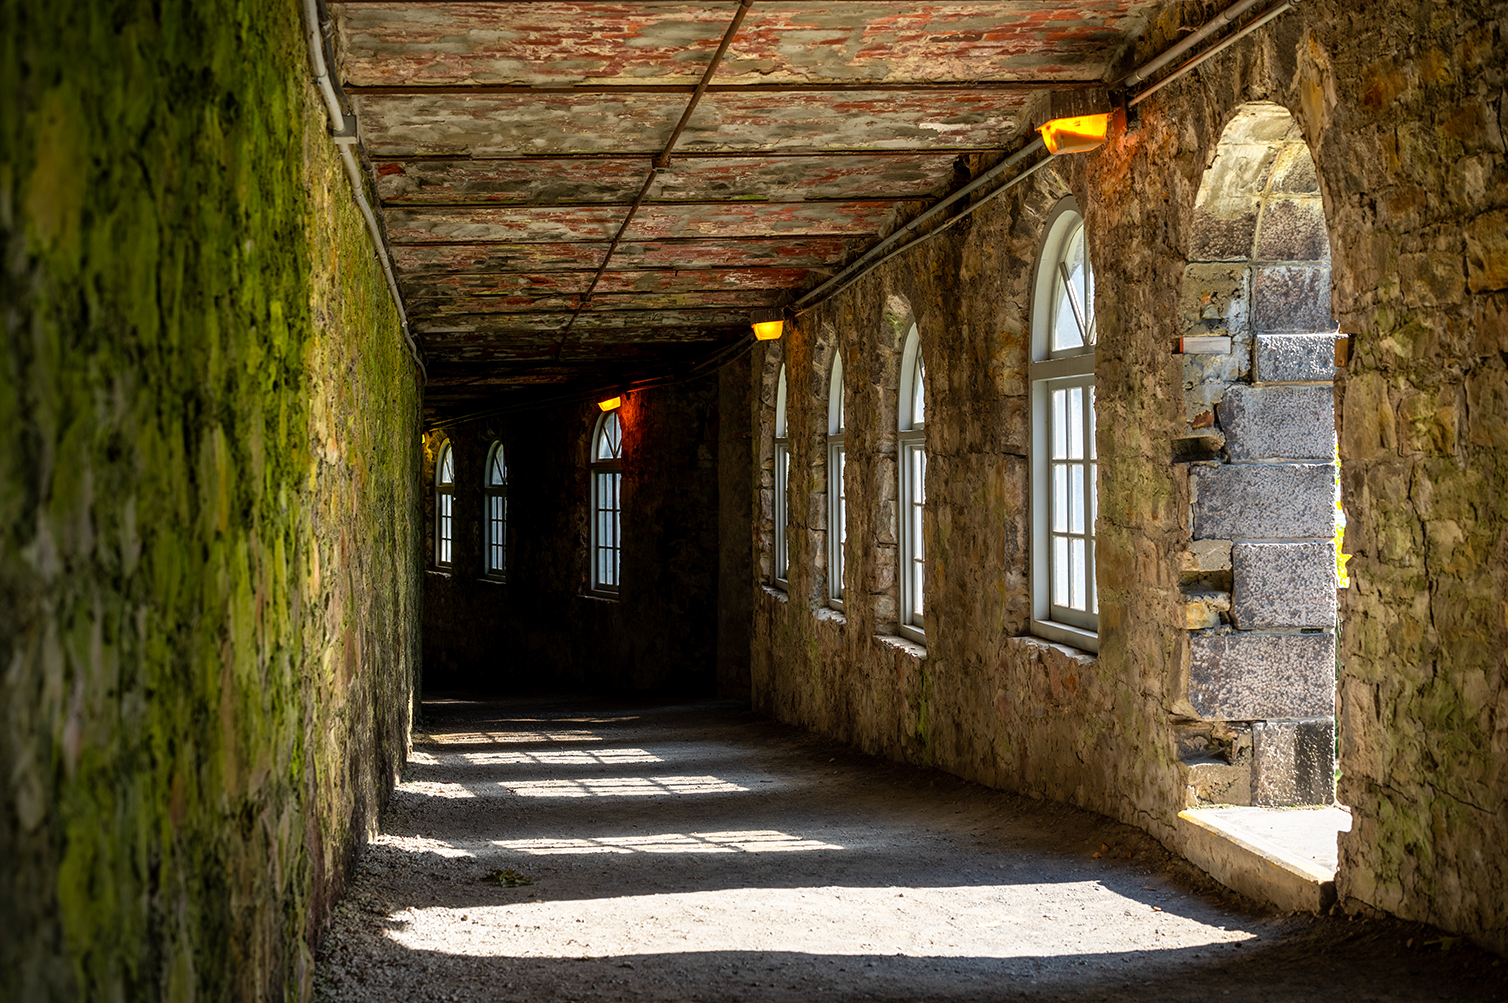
[0,1,422,998]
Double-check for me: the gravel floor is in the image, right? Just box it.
[313,698,1504,1002]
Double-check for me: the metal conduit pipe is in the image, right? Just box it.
[1128,0,1299,107]
[1117,0,1269,88]
[793,0,1301,317]
[792,138,1047,313]
[300,0,427,380]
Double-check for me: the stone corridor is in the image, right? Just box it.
[312,701,1503,1003]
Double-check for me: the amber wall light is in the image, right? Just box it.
[597,395,623,412]
[751,307,786,341]
[1038,113,1111,156]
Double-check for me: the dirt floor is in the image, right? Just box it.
[313,699,1504,1002]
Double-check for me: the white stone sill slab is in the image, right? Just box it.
[1178,805,1350,913]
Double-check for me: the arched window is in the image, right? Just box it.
[590,410,623,594]
[898,326,926,643]
[773,365,790,589]
[485,442,508,579]
[827,352,846,608]
[435,441,454,568]
[1030,197,1098,650]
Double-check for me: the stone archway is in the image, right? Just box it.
[1176,102,1342,809]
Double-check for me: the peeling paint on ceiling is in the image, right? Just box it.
[329,0,1160,411]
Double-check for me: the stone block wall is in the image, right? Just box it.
[749,0,1507,954]
[751,153,1190,845]
[1177,103,1339,809]
[0,1,422,999]
[422,375,730,696]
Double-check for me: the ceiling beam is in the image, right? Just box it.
[345,80,1096,96]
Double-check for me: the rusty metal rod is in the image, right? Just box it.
[653,0,756,169]
[554,0,756,356]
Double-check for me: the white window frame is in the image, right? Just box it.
[827,351,846,609]
[590,411,623,596]
[773,364,790,590]
[485,441,508,580]
[435,441,454,569]
[1030,196,1099,652]
[898,325,926,644]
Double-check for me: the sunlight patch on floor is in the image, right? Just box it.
[398,780,478,799]
[503,776,748,797]
[491,830,844,855]
[379,883,1259,960]
[430,730,606,745]
[372,834,476,858]
[465,748,662,766]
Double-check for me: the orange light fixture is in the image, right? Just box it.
[597,395,623,412]
[752,319,785,341]
[1038,113,1111,156]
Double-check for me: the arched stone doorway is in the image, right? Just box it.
[1176,102,1343,809]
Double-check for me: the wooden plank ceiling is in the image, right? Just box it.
[329,1,1163,415]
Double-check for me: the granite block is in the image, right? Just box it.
[1255,334,1338,383]
[1270,146,1321,194]
[1192,463,1337,540]
[1232,542,1337,628]
[1254,198,1330,261]
[1190,206,1257,261]
[1254,718,1335,806]
[1253,265,1334,332]
[1217,384,1336,460]
[1189,632,1336,719]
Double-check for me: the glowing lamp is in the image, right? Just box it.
[1038,113,1111,156]
[597,395,623,412]
[751,308,787,341]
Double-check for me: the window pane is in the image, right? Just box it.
[1052,463,1068,534]
[1070,463,1085,534]
[1067,386,1084,459]
[913,360,926,426]
[1070,538,1087,610]
[1053,536,1069,607]
[1053,279,1082,353]
[594,471,621,588]
[912,557,924,618]
[1052,389,1068,459]
[597,413,622,460]
[1081,238,1096,345]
